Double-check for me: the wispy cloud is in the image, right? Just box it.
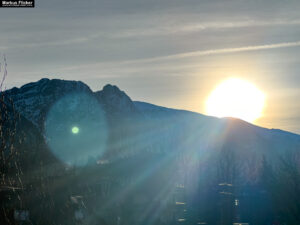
[127,41,300,63]
[113,20,300,38]
[58,40,300,76]
[0,37,91,50]
[1,19,300,51]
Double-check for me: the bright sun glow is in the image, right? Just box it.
[205,78,265,122]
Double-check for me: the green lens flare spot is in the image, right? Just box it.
[72,126,79,134]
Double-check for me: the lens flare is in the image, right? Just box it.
[72,126,79,134]
[45,93,108,166]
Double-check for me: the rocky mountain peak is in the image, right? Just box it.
[3,78,93,127]
[96,84,136,114]
[3,79,140,128]
[102,84,121,93]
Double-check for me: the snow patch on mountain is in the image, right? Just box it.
[3,78,92,127]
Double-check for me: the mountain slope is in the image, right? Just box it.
[2,78,300,171]
[1,78,300,225]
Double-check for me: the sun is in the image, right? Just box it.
[205,78,265,122]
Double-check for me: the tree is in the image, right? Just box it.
[216,146,239,225]
[0,55,25,224]
[261,152,300,224]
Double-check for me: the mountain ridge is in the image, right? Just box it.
[2,78,300,170]
[5,78,300,136]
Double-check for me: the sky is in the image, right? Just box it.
[0,0,300,134]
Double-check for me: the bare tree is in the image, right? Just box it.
[216,145,241,225]
[261,151,300,224]
[0,56,27,225]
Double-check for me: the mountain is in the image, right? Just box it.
[2,78,300,171]
[134,101,300,158]
[1,78,300,225]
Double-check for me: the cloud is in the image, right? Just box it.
[126,41,300,63]
[0,37,91,50]
[56,40,300,78]
[113,20,300,38]
[1,18,300,52]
